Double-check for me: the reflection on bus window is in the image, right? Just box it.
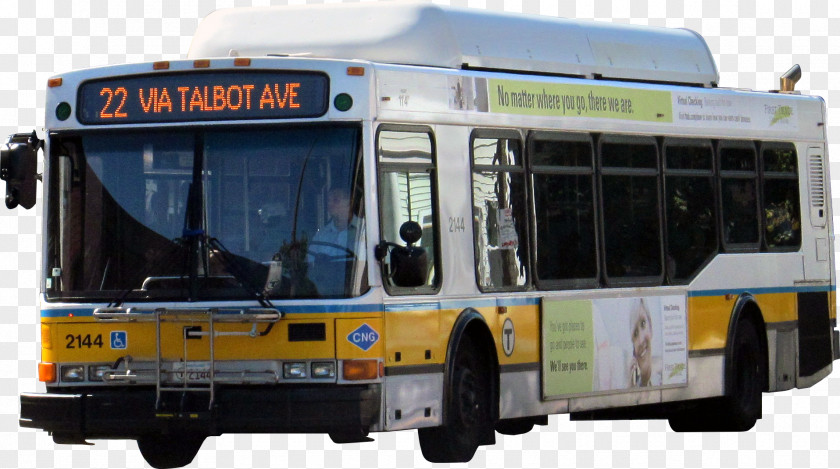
[377,129,438,292]
[472,135,528,290]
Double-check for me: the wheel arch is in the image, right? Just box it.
[441,308,500,425]
[725,294,769,393]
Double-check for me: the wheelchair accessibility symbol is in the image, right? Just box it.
[110,331,127,350]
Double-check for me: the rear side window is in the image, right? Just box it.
[761,143,801,250]
[719,141,759,250]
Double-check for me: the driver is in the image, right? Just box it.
[310,186,365,260]
[308,187,365,296]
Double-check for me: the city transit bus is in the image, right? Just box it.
[4,3,837,468]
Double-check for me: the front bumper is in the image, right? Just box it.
[20,384,381,441]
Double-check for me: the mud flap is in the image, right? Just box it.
[797,292,832,377]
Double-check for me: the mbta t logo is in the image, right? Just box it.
[347,323,380,352]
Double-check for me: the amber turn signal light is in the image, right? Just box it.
[38,363,56,383]
[342,359,378,381]
[346,66,365,76]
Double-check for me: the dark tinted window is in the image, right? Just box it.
[602,175,661,279]
[719,142,759,247]
[664,141,717,282]
[531,139,593,168]
[720,146,756,171]
[599,137,661,283]
[601,141,658,169]
[530,134,597,287]
[762,144,801,249]
[666,144,713,170]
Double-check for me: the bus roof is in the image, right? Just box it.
[188,2,719,87]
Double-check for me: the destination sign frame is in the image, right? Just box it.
[77,71,330,124]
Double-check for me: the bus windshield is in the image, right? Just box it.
[47,124,367,302]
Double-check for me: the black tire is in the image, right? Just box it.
[719,320,764,431]
[418,335,492,463]
[137,434,205,469]
[669,320,764,432]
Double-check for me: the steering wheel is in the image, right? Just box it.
[307,240,357,261]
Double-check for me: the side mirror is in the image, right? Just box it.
[0,131,41,210]
[376,220,428,288]
[399,220,422,245]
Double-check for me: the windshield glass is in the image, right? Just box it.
[47,125,366,302]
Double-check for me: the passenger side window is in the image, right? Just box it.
[663,139,717,283]
[761,143,801,250]
[719,142,759,249]
[377,127,439,293]
[529,132,598,289]
[471,131,528,290]
[599,135,662,285]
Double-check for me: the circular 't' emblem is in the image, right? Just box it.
[502,318,515,357]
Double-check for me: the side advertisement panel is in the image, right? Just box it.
[541,295,688,399]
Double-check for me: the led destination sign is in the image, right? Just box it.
[77,71,329,124]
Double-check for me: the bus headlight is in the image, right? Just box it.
[60,365,85,382]
[311,362,335,378]
[283,362,307,379]
[89,365,112,381]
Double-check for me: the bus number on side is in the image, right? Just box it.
[449,216,465,233]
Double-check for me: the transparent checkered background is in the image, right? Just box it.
[1,0,839,467]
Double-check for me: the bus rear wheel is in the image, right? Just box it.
[669,320,764,432]
[137,433,205,469]
[719,320,764,431]
[418,335,492,463]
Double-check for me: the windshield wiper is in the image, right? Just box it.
[206,237,275,309]
[106,235,189,307]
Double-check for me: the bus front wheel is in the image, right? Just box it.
[418,335,492,462]
[137,433,205,469]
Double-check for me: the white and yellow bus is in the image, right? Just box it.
[4,3,836,468]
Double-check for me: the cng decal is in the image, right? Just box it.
[347,323,380,352]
